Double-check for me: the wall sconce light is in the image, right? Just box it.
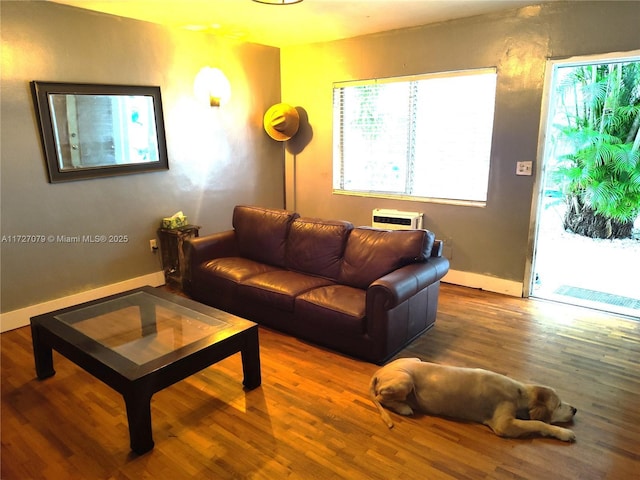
[194,67,231,107]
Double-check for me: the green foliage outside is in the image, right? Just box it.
[552,61,640,239]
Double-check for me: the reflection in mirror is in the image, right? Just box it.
[31,82,169,183]
[49,94,160,170]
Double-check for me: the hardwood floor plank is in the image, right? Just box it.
[2,283,639,479]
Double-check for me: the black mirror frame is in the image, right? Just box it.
[31,81,170,183]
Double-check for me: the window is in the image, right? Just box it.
[333,68,497,205]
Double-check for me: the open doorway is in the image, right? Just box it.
[529,51,640,318]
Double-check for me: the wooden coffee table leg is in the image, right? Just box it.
[30,323,55,379]
[123,390,154,455]
[241,327,261,390]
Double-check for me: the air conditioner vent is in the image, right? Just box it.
[372,209,423,230]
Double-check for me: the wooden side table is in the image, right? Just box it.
[157,225,201,288]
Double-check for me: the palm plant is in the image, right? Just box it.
[551,61,640,239]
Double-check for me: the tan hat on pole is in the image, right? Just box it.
[263,103,300,141]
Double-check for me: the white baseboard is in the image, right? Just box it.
[442,269,523,297]
[0,271,165,333]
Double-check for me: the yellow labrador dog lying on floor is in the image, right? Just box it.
[370,358,577,441]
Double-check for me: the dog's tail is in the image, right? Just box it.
[369,375,394,429]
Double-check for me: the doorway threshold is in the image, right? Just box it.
[534,286,640,319]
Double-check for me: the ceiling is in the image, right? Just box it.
[48,0,546,48]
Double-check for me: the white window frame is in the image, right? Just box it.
[332,68,497,207]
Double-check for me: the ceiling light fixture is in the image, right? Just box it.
[252,0,303,5]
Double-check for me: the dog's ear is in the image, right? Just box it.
[529,387,551,422]
[377,372,414,399]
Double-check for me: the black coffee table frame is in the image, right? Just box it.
[30,286,261,455]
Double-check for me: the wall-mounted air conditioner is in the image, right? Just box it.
[371,209,423,230]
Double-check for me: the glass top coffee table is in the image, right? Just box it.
[30,286,261,455]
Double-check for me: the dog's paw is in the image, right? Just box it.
[556,428,576,442]
[383,400,414,416]
[394,404,414,416]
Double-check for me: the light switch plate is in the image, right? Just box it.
[516,161,533,176]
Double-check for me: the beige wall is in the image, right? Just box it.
[280,1,640,291]
[0,1,283,313]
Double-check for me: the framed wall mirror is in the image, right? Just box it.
[31,81,169,182]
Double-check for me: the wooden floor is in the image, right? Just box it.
[2,283,639,479]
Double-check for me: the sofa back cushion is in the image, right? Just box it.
[338,227,435,289]
[285,217,353,280]
[233,205,299,267]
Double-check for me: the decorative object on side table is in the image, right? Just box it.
[161,210,188,229]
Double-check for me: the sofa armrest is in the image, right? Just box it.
[184,230,238,267]
[367,257,450,309]
[183,230,238,295]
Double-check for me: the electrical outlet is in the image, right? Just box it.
[149,239,158,252]
[516,161,533,176]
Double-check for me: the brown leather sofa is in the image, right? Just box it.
[184,205,450,364]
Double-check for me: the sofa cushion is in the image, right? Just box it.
[190,257,281,312]
[285,217,353,280]
[238,270,335,312]
[338,227,435,289]
[199,257,280,283]
[296,285,366,335]
[233,205,299,268]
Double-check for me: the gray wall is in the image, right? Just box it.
[1,1,283,312]
[280,2,640,287]
[2,1,639,314]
